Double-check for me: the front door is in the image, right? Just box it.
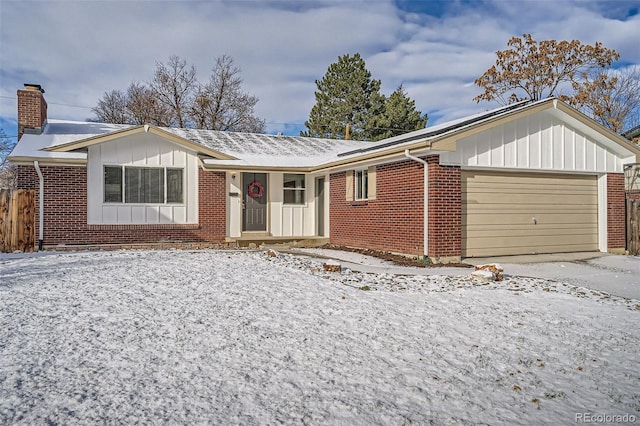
[243,172,267,232]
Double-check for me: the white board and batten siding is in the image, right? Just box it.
[439,110,633,257]
[440,110,634,173]
[87,133,199,225]
[268,173,313,237]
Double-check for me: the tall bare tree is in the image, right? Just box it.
[126,82,172,126]
[92,55,266,133]
[150,55,198,128]
[474,34,619,104]
[91,83,169,126]
[91,89,129,124]
[191,54,266,132]
[0,128,17,188]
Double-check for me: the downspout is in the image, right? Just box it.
[34,161,44,251]
[404,149,428,260]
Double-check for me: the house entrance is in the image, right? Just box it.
[243,172,267,232]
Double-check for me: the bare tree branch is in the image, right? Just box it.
[190,54,266,132]
[91,90,129,124]
[150,55,198,128]
[570,66,640,133]
[92,55,266,133]
[0,129,17,188]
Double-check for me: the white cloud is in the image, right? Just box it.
[1,0,638,138]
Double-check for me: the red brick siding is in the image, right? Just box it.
[16,165,226,246]
[329,160,424,256]
[198,169,227,241]
[627,190,640,201]
[427,156,462,258]
[607,173,626,249]
[17,89,47,140]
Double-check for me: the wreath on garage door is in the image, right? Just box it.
[247,181,264,198]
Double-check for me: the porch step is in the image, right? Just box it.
[232,237,329,249]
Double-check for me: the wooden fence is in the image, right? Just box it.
[628,199,640,256]
[0,189,36,253]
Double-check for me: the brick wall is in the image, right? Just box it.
[17,88,47,140]
[16,165,226,246]
[329,159,424,256]
[607,173,626,250]
[427,156,462,259]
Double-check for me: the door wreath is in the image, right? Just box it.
[247,181,264,198]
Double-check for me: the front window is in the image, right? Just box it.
[355,169,368,200]
[166,169,184,203]
[125,167,163,203]
[104,166,183,204]
[283,173,305,205]
[104,166,123,202]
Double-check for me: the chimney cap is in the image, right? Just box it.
[24,83,45,94]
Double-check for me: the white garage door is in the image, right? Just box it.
[462,170,598,257]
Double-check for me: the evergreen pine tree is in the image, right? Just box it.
[302,54,427,141]
[372,84,428,140]
[301,53,383,140]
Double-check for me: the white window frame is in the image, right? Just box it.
[283,173,306,205]
[103,165,184,205]
[355,169,368,200]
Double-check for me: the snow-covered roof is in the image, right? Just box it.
[13,98,634,169]
[336,100,534,158]
[9,120,133,161]
[9,119,371,168]
[163,127,371,168]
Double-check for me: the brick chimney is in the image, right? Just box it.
[17,83,48,140]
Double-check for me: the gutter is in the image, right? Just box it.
[34,161,44,250]
[404,149,428,259]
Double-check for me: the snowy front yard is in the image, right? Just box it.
[1,249,638,424]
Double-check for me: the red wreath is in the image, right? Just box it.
[247,181,264,198]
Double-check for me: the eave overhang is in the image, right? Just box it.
[8,156,87,167]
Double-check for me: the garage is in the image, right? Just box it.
[462,170,598,257]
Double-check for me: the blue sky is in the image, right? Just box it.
[1,0,639,144]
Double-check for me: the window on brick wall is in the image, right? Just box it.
[283,173,306,205]
[103,166,184,204]
[355,169,368,200]
[346,166,377,201]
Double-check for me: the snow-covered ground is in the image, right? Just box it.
[1,249,638,424]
